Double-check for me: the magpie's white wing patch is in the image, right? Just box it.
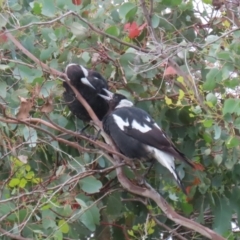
[113,114,129,131]
[80,65,89,77]
[132,119,152,133]
[145,116,151,122]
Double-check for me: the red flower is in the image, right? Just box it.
[124,22,147,39]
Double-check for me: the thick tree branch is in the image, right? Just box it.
[115,162,224,240]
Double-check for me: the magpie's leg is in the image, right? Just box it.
[136,160,156,187]
[143,160,156,177]
[78,124,90,134]
[92,129,101,141]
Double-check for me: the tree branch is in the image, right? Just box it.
[115,163,224,240]
[0,226,32,240]
[3,29,101,127]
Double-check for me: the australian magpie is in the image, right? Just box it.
[99,90,195,193]
[63,64,109,122]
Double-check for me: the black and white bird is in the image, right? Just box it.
[99,90,195,193]
[63,64,109,122]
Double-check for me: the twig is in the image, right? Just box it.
[3,29,101,127]
[0,226,32,240]
[115,166,225,240]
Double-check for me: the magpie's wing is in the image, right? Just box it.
[118,107,194,168]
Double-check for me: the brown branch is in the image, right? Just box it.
[122,198,186,240]
[3,29,101,127]
[2,10,149,54]
[115,163,225,240]
[0,116,129,161]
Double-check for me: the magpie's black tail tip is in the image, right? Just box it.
[177,181,187,195]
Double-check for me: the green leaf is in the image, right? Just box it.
[213,197,232,234]
[30,2,42,15]
[111,9,121,23]
[0,64,10,70]
[9,178,20,187]
[79,176,102,194]
[125,7,137,22]
[224,78,240,89]
[165,96,172,105]
[40,46,57,61]
[128,230,135,237]
[213,124,221,140]
[151,14,160,28]
[82,52,90,63]
[13,65,43,83]
[203,119,213,128]
[234,117,240,129]
[70,22,88,37]
[19,178,27,188]
[23,126,38,148]
[223,99,240,115]
[105,26,120,37]
[226,136,240,149]
[222,63,234,80]
[42,209,56,229]
[203,79,216,91]
[79,204,100,231]
[214,155,223,166]
[178,89,185,100]
[40,0,57,17]
[181,202,193,215]
[58,219,69,233]
[106,192,122,216]
[206,92,217,105]
[0,202,16,221]
[0,81,7,98]
[217,51,231,61]
[119,3,136,20]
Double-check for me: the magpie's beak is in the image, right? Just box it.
[81,77,95,89]
[98,88,114,101]
[102,88,114,97]
[98,94,111,101]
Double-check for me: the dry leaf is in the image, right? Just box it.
[33,83,41,97]
[164,66,177,76]
[91,53,100,65]
[40,95,53,113]
[16,96,33,120]
[18,155,28,164]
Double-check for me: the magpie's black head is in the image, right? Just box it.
[65,64,95,89]
[98,89,133,110]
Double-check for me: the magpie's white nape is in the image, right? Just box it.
[99,90,195,194]
[62,64,109,122]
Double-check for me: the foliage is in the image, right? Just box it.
[1,0,240,239]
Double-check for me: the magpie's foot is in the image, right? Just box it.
[142,160,155,178]
[91,129,101,141]
[136,174,147,186]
